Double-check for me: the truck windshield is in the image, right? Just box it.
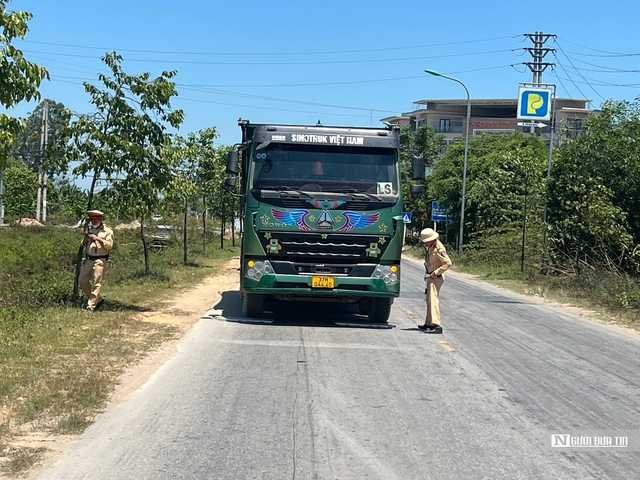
[251,144,399,195]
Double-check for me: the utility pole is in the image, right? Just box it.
[36,100,49,222]
[42,100,49,222]
[523,32,556,86]
[522,32,557,269]
[0,167,5,226]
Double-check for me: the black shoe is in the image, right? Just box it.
[85,306,94,314]
[94,299,105,311]
[417,324,429,331]
[423,325,443,334]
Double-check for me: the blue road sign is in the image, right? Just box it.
[402,212,412,224]
[431,201,451,222]
[517,87,552,121]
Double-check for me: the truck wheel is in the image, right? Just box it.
[358,299,370,315]
[367,297,392,323]
[242,293,264,318]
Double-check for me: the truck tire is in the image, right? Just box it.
[367,297,392,323]
[242,293,264,318]
[358,299,370,315]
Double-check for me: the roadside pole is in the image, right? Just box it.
[0,167,5,225]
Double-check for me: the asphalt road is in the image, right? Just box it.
[37,257,640,479]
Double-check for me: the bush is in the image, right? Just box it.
[0,227,77,308]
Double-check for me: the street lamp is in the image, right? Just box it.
[425,69,471,253]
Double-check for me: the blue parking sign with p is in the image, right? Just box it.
[517,87,552,121]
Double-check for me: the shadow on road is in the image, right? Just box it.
[213,290,394,329]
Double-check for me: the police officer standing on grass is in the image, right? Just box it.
[418,228,452,334]
[79,210,114,313]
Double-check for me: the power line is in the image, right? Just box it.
[554,42,605,101]
[548,71,640,89]
[555,36,640,56]
[47,64,513,89]
[23,48,515,66]
[177,86,396,113]
[173,96,374,119]
[562,49,640,58]
[21,35,519,57]
[551,63,592,100]
[552,52,640,73]
[46,76,394,118]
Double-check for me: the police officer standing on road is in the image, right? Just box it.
[418,228,452,334]
[79,210,114,313]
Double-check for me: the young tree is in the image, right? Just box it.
[204,145,235,249]
[65,51,184,280]
[189,128,220,252]
[163,134,199,265]
[0,0,49,223]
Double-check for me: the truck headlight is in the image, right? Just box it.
[246,260,274,279]
[372,265,399,286]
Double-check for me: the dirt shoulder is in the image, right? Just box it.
[5,258,241,480]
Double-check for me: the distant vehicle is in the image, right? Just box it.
[151,214,162,221]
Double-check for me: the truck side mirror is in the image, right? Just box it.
[225,176,237,188]
[411,156,425,180]
[226,151,239,174]
[410,184,424,196]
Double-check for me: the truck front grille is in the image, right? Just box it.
[258,231,391,265]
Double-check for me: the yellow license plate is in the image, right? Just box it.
[312,276,334,288]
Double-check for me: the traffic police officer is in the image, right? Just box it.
[418,228,452,334]
[79,210,114,312]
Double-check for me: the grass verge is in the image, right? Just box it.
[0,224,240,477]
[403,245,640,330]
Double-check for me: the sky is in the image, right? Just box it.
[4,0,640,188]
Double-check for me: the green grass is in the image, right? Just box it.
[0,223,239,475]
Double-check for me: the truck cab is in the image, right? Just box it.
[227,121,405,323]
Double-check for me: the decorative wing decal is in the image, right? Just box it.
[271,208,312,231]
[337,211,380,232]
[308,199,347,210]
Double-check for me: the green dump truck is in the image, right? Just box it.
[226,119,420,323]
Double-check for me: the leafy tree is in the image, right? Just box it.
[165,127,226,261]
[64,51,184,280]
[548,98,640,275]
[0,0,49,221]
[430,132,547,260]
[46,179,88,221]
[162,133,199,265]
[205,145,235,249]
[3,163,37,219]
[65,52,184,210]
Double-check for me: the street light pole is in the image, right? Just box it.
[425,69,471,253]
